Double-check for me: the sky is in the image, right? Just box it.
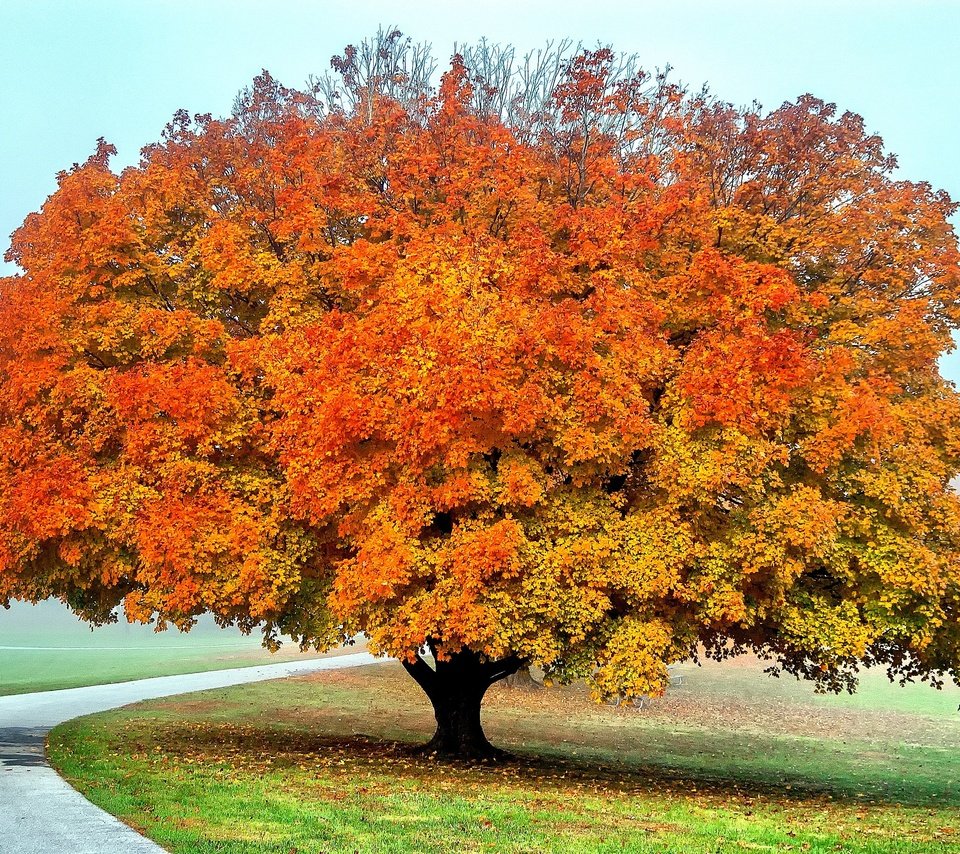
[1,0,959,374]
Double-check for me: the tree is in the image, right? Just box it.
[2,34,960,759]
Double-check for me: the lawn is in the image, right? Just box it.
[48,655,960,853]
[0,600,331,695]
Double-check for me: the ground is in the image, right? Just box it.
[0,601,332,695]
[48,656,960,853]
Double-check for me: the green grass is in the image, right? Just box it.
[0,600,332,695]
[48,656,960,853]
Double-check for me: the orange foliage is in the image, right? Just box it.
[2,43,960,697]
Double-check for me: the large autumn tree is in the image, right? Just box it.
[2,32,960,758]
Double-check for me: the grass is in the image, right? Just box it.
[48,655,960,853]
[0,600,333,695]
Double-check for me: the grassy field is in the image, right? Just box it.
[0,600,331,695]
[49,656,960,853]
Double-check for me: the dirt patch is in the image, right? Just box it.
[479,656,960,747]
[151,699,225,714]
[286,657,960,749]
[144,654,960,783]
[637,691,931,744]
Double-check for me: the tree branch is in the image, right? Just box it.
[483,654,526,685]
[401,652,438,695]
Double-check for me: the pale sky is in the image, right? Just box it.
[2,0,958,375]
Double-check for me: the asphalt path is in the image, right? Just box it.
[0,651,379,853]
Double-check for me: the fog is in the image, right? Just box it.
[0,598,261,647]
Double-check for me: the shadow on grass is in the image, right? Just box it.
[0,726,47,767]
[119,719,958,810]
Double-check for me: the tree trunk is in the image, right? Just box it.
[502,665,542,691]
[423,683,492,757]
[402,646,523,761]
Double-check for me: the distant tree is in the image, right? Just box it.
[2,33,960,758]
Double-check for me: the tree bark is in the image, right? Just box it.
[402,646,523,761]
[502,665,542,691]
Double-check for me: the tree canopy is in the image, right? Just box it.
[2,31,960,756]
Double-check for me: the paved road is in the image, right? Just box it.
[0,652,379,853]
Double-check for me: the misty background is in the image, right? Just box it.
[1,2,958,656]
